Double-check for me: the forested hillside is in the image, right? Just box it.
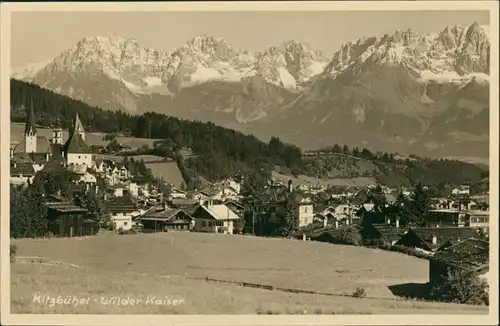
[11,79,487,188]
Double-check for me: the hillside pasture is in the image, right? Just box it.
[146,161,185,187]
[10,232,488,314]
[271,172,377,188]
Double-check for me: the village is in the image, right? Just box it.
[9,97,491,304]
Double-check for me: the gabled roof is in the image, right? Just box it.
[433,238,489,271]
[223,199,244,209]
[13,136,52,155]
[385,193,397,204]
[105,196,138,213]
[10,162,36,177]
[198,186,221,197]
[140,208,193,221]
[44,201,88,213]
[63,131,91,154]
[409,227,479,250]
[12,151,49,164]
[370,224,407,242]
[195,204,240,220]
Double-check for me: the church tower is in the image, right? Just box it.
[51,116,64,145]
[24,96,37,153]
[72,112,86,141]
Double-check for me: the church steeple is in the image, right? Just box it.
[24,95,38,153]
[71,112,86,141]
[24,96,37,136]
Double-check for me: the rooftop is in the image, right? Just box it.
[140,207,192,221]
[44,201,88,213]
[410,227,479,249]
[105,196,138,213]
[63,131,91,154]
[433,238,489,270]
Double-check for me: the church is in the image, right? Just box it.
[10,96,93,173]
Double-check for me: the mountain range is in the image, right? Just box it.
[12,22,490,158]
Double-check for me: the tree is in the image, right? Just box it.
[10,182,48,238]
[233,217,245,235]
[367,185,387,211]
[81,187,105,225]
[280,200,298,237]
[409,182,430,225]
[430,269,489,306]
[393,191,411,226]
[338,226,362,246]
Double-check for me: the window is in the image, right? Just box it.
[124,222,128,226]
[304,207,308,213]
[78,156,81,159]
[202,221,206,227]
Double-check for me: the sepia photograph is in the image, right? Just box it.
[0,1,498,325]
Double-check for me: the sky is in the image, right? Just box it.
[11,10,490,68]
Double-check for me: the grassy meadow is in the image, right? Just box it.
[10,232,488,314]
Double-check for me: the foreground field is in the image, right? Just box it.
[11,232,488,314]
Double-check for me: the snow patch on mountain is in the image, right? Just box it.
[11,59,53,79]
[278,67,297,89]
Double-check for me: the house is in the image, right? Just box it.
[67,165,97,187]
[43,195,99,237]
[467,210,489,232]
[244,181,316,235]
[138,205,194,232]
[310,225,364,244]
[425,209,490,230]
[195,184,239,203]
[314,204,357,228]
[192,202,240,234]
[10,162,36,185]
[105,195,139,231]
[384,192,397,205]
[170,187,187,199]
[361,223,407,246]
[93,159,106,173]
[223,199,244,218]
[429,238,489,287]
[395,227,479,253]
[127,182,140,197]
[293,192,315,227]
[168,198,199,215]
[451,185,471,196]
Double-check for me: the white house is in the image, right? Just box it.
[170,187,187,199]
[113,187,124,198]
[127,182,139,197]
[192,202,240,234]
[452,186,471,196]
[297,203,314,227]
[10,162,36,186]
[106,196,140,231]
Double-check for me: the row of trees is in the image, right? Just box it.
[359,182,431,227]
